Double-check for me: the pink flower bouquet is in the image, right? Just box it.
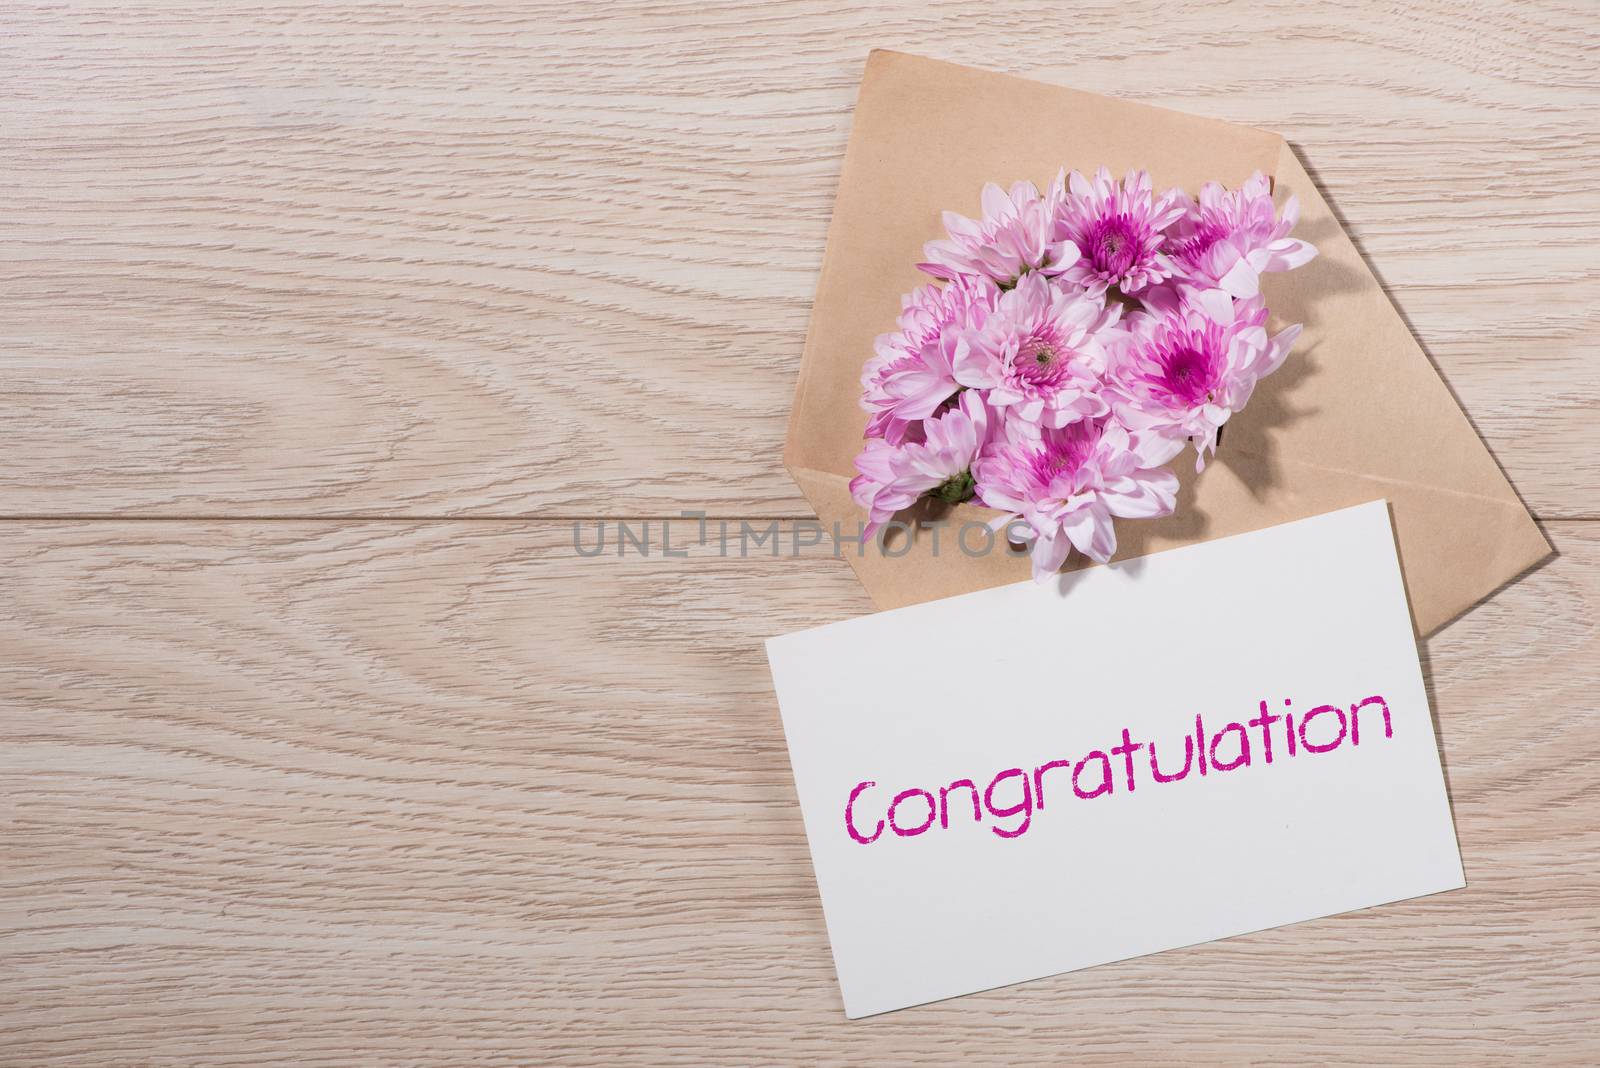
[851,167,1317,581]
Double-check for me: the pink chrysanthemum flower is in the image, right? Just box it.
[973,415,1182,582]
[1053,167,1186,298]
[851,391,993,536]
[1108,286,1302,470]
[861,277,998,443]
[1166,171,1318,298]
[918,180,1079,287]
[951,272,1115,429]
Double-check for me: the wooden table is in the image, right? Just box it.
[4,3,1598,1064]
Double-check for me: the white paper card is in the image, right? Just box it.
[766,501,1464,1018]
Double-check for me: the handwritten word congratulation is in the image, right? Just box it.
[844,695,1394,844]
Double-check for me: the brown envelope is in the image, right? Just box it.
[784,50,1551,636]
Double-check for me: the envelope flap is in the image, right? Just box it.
[1229,143,1552,630]
[1234,146,1547,509]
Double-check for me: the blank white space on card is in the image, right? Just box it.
[765,501,1464,1018]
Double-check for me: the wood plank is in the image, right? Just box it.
[3,520,1596,1065]
[2,1,1596,517]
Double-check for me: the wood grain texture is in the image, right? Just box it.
[4,2,1599,1064]
[2,521,1597,1066]
[2,0,1597,517]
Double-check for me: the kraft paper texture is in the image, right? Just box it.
[783,50,1551,635]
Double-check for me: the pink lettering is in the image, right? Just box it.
[845,780,883,844]
[1033,758,1073,810]
[888,787,937,836]
[1209,721,1252,772]
[1109,728,1144,791]
[1072,751,1113,799]
[1148,735,1193,783]
[1349,695,1393,744]
[1248,700,1279,763]
[840,693,1398,845]
[1299,704,1348,753]
[983,768,1033,838]
[939,779,982,829]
